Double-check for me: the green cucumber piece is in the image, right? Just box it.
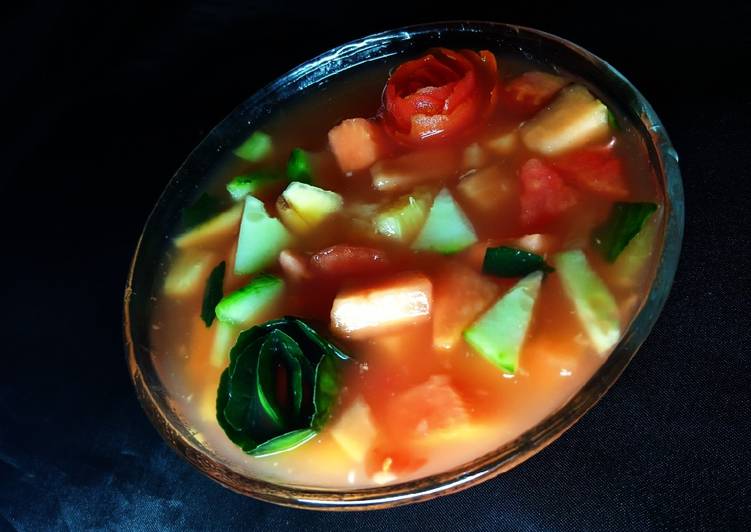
[215,274,284,327]
[593,202,658,262]
[463,271,542,373]
[554,250,621,354]
[234,195,293,275]
[234,131,272,162]
[412,188,478,254]
[227,172,283,201]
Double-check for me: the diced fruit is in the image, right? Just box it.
[612,207,661,288]
[553,250,621,354]
[456,165,516,215]
[412,188,478,254]
[371,149,460,192]
[462,142,487,170]
[163,249,217,297]
[328,118,384,173]
[234,196,292,275]
[519,159,578,227]
[514,233,557,255]
[276,195,310,234]
[464,271,543,373]
[210,321,239,367]
[234,131,272,162]
[226,172,283,201]
[593,202,658,262]
[329,395,377,463]
[278,182,344,234]
[175,203,243,249]
[520,84,609,156]
[374,188,433,243]
[503,71,569,115]
[432,263,498,350]
[215,274,285,327]
[330,272,433,339]
[484,130,518,155]
[310,245,390,278]
[552,146,629,199]
[385,375,469,437]
[278,249,311,282]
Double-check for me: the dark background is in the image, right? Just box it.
[1,1,750,530]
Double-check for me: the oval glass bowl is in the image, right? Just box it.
[124,21,684,510]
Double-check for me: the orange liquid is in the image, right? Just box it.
[151,54,662,488]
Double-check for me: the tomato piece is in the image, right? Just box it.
[310,245,390,278]
[551,146,629,199]
[366,445,427,480]
[502,71,568,116]
[385,375,469,437]
[519,158,578,227]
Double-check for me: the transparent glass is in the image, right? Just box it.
[124,21,684,510]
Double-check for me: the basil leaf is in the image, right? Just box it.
[293,318,350,361]
[607,108,620,131]
[287,148,313,184]
[311,353,341,431]
[200,261,225,327]
[181,192,222,230]
[483,246,554,277]
[216,317,351,456]
[593,202,658,262]
[249,429,317,458]
[216,370,257,452]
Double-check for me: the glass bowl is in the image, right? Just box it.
[124,21,684,510]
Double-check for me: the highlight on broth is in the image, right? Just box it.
[154,47,661,488]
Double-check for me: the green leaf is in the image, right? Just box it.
[607,108,620,131]
[234,131,272,162]
[593,202,658,262]
[200,261,225,327]
[215,317,350,456]
[181,193,222,230]
[249,429,317,458]
[286,148,313,184]
[311,353,341,431]
[483,246,554,277]
[226,171,285,201]
[216,370,256,452]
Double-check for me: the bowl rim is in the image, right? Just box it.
[124,20,684,511]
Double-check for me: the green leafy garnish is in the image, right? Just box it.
[607,108,620,131]
[226,171,285,201]
[216,317,350,456]
[249,429,317,458]
[181,193,222,230]
[200,261,226,327]
[286,148,313,184]
[593,202,658,262]
[483,246,554,277]
[234,131,273,162]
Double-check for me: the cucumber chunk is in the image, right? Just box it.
[234,196,292,275]
[463,271,543,374]
[215,274,285,327]
[554,250,621,354]
[412,188,478,254]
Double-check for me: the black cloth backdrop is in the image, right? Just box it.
[1,2,749,530]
